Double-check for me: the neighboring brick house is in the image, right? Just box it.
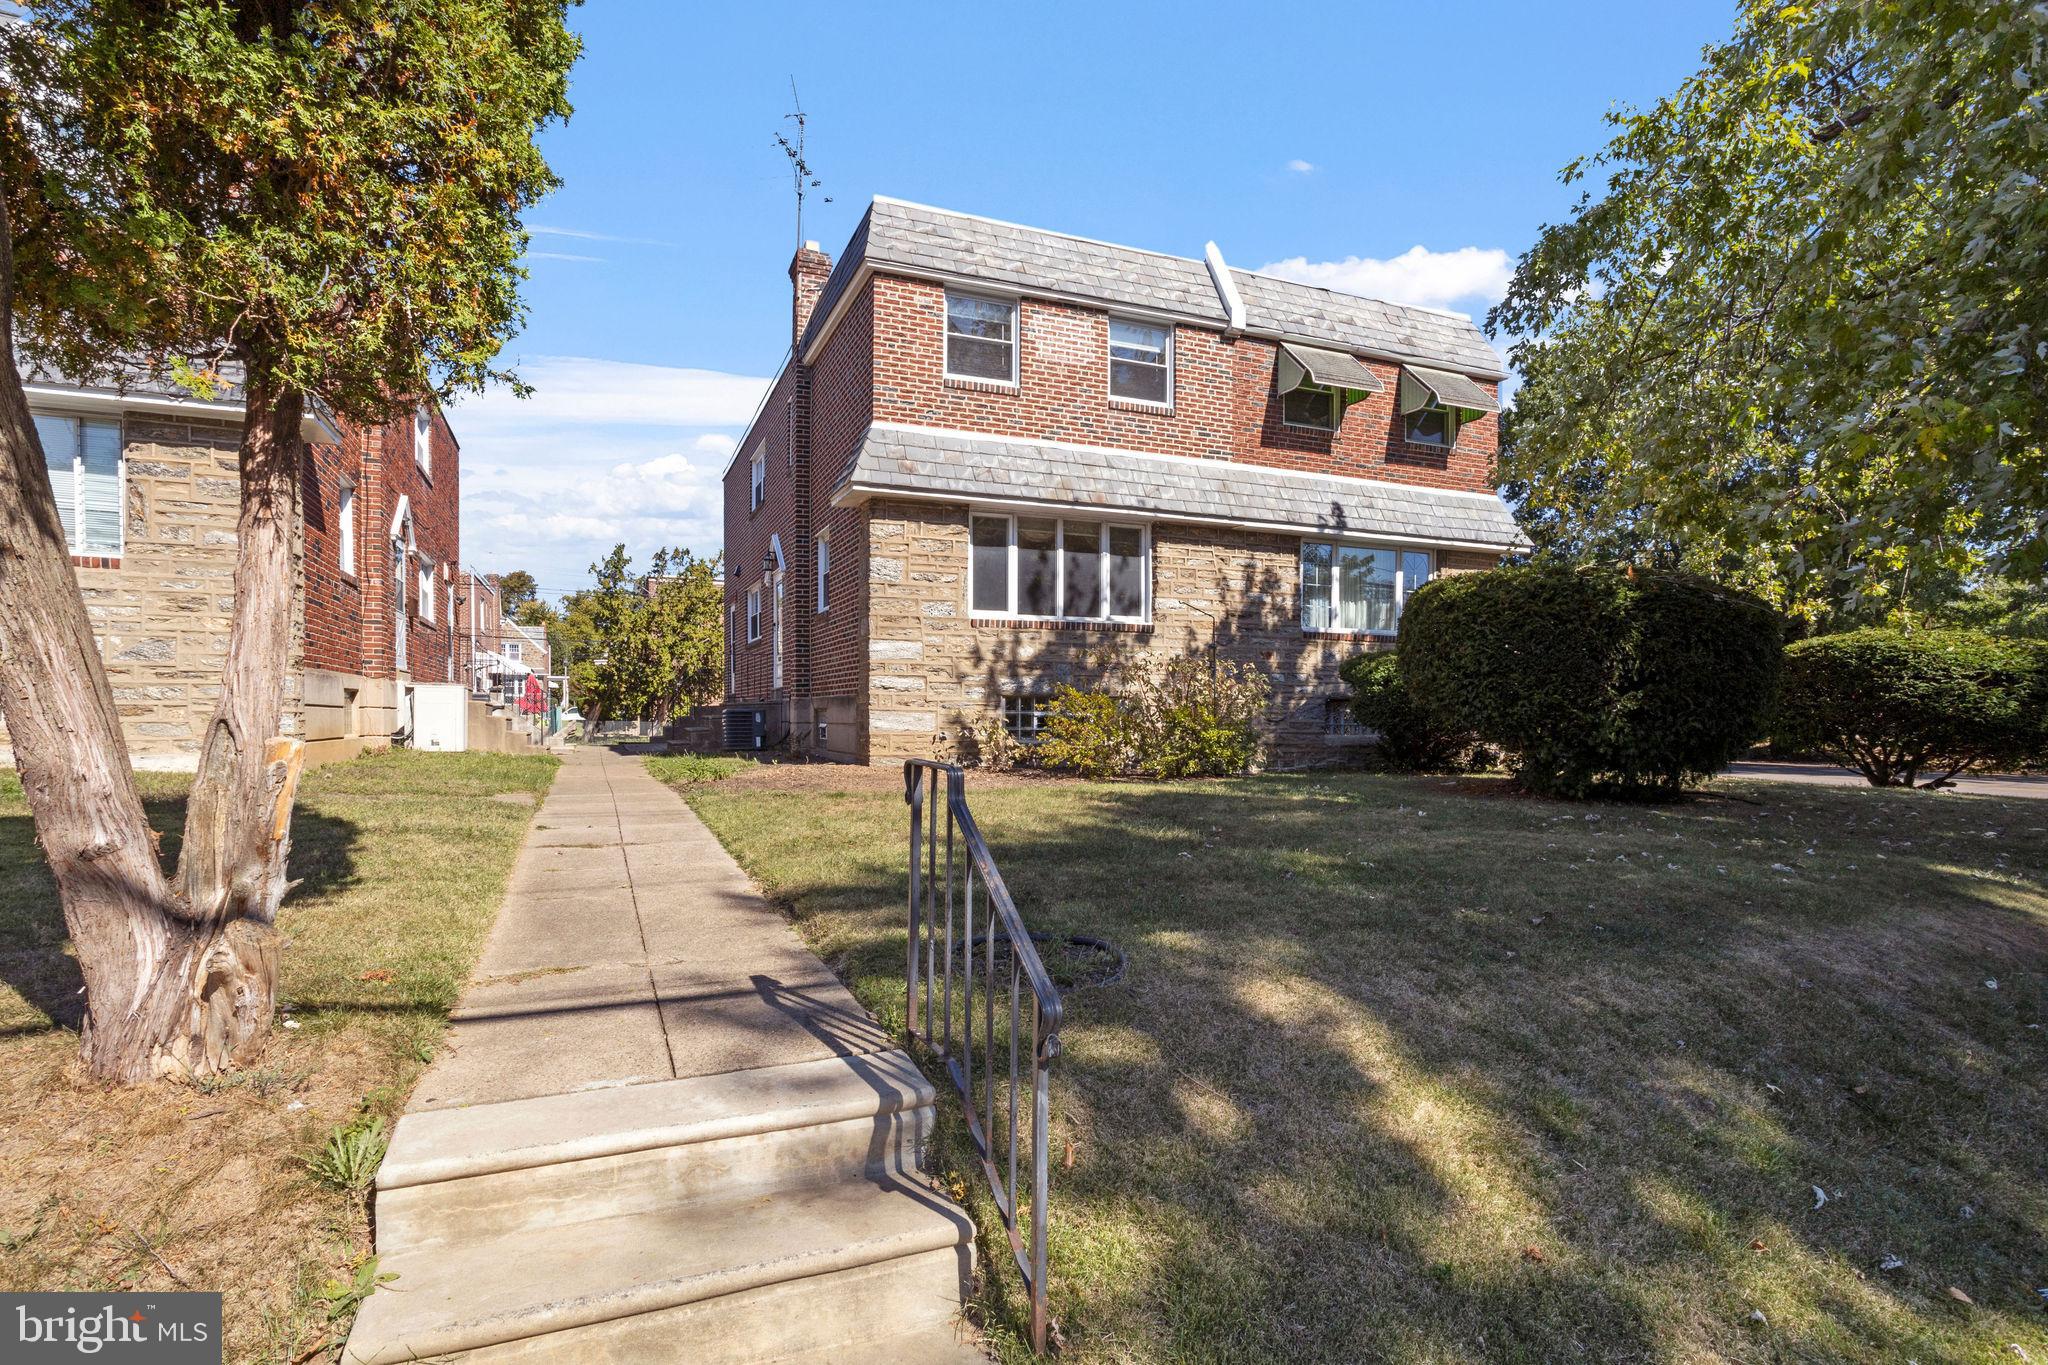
[721,197,1527,766]
[0,367,461,770]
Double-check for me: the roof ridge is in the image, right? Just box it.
[869,195,1211,270]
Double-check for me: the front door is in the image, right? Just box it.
[771,572,784,691]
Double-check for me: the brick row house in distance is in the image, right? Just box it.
[722,198,1526,765]
[0,365,462,770]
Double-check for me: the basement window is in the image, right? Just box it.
[1003,695,1052,743]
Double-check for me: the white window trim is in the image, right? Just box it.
[417,557,437,625]
[1401,401,1461,450]
[1279,382,1341,432]
[505,638,522,662]
[815,529,830,613]
[943,290,1020,386]
[1298,539,1433,637]
[414,405,434,477]
[967,513,1151,624]
[1107,316,1174,409]
[337,477,357,577]
[745,584,762,643]
[36,412,125,558]
[749,447,766,512]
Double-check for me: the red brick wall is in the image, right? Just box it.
[724,367,800,702]
[806,280,876,703]
[862,274,1499,494]
[301,403,461,683]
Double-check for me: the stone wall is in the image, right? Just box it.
[0,414,251,769]
[863,498,1498,766]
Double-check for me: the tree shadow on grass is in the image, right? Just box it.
[0,796,362,1036]
[710,774,2048,1361]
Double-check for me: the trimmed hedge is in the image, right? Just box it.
[1399,565,1783,797]
[1338,652,1475,772]
[1775,629,2048,786]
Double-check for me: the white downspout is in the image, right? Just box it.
[1205,242,1246,338]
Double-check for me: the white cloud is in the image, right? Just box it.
[526,250,604,263]
[454,355,769,432]
[1255,244,1514,316]
[527,224,682,248]
[1285,158,1316,174]
[450,358,769,591]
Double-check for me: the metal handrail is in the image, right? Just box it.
[903,760,1063,1354]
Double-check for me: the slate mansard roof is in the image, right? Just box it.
[801,198,1505,381]
[838,425,1529,554]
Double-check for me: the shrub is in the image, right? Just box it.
[958,711,1024,772]
[1035,654,1269,779]
[1775,629,2048,786]
[1399,565,1783,798]
[1338,652,1475,771]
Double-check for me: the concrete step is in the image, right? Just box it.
[377,1052,935,1251]
[762,1323,990,1364]
[344,1180,975,1365]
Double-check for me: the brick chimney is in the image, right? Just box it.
[790,240,831,349]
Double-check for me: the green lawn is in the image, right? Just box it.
[671,765,2048,1363]
[0,750,557,1364]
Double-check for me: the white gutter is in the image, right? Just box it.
[1205,242,1246,337]
[24,383,344,445]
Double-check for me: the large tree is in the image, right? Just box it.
[565,544,723,723]
[0,1,578,1081]
[1492,0,2047,628]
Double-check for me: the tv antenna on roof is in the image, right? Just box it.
[776,77,832,246]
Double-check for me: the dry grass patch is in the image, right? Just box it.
[674,765,2048,1363]
[0,750,556,1363]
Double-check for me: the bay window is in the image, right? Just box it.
[970,513,1147,622]
[1299,542,1432,633]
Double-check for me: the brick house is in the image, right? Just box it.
[0,367,462,770]
[453,571,552,711]
[721,198,1526,766]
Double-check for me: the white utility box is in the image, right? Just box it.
[407,683,469,752]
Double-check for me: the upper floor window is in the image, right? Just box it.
[1280,385,1339,431]
[337,478,358,576]
[33,413,122,556]
[1300,542,1431,634]
[414,405,434,477]
[970,513,1147,622]
[815,529,831,613]
[417,559,436,625]
[1109,318,1171,406]
[1404,403,1452,448]
[505,639,522,663]
[749,447,766,511]
[945,292,1017,383]
[746,584,762,642]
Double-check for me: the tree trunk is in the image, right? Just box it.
[0,196,185,1081]
[0,191,304,1082]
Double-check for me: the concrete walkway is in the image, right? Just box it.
[1724,760,2048,800]
[344,747,980,1363]
[413,745,892,1108]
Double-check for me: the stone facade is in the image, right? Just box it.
[2,396,460,772]
[862,499,1497,763]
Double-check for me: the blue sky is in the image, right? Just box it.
[452,0,1736,598]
